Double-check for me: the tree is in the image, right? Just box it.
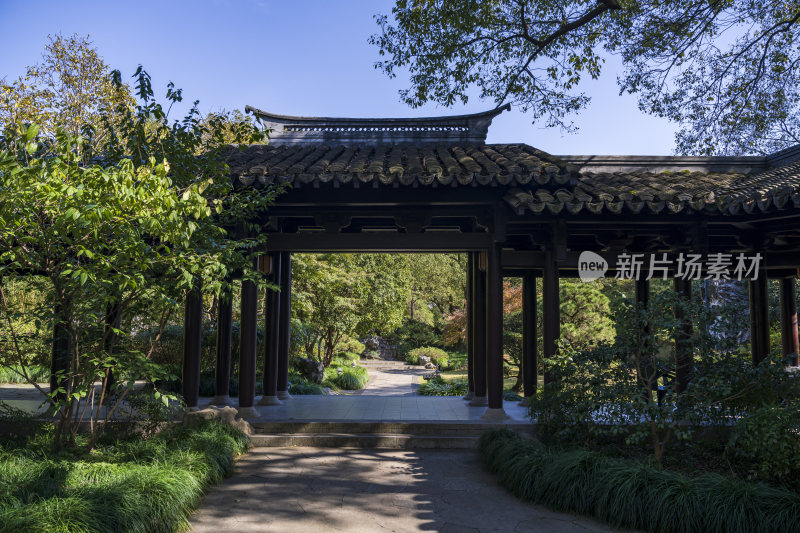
[0,38,275,451]
[0,34,134,152]
[291,254,412,366]
[372,0,800,154]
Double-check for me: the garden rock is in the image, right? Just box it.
[297,357,325,383]
[361,335,398,360]
[184,406,252,435]
[418,355,432,366]
[425,362,435,369]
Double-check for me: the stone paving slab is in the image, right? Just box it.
[189,448,629,533]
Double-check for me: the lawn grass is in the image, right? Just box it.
[0,420,249,533]
[439,369,542,393]
[479,429,800,533]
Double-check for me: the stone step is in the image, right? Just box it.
[250,433,480,449]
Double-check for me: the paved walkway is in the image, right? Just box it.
[352,361,428,396]
[189,448,621,533]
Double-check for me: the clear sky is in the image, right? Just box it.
[0,0,680,155]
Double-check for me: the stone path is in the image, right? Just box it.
[353,360,428,397]
[189,448,621,533]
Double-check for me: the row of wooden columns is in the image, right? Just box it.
[463,257,799,404]
[181,252,293,414]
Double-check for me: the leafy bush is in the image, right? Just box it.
[386,319,443,358]
[726,403,800,482]
[479,429,800,533]
[0,364,49,384]
[324,365,368,390]
[336,336,365,355]
[418,376,467,396]
[334,351,361,362]
[0,420,249,533]
[407,346,449,366]
[288,377,327,395]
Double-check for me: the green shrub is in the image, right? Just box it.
[324,365,368,390]
[336,337,365,355]
[418,376,467,396]
[407,346,449,366]
[0,364,50,384]
[334,351,361,362]
[0,420,248,533]
[386,319,443,358]
[288,378,326,395]
[479,429,800,533]
[726,403,800,482]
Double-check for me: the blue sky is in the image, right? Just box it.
[0,0,679,155]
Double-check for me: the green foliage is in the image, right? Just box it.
[0,420,248,533]
[336,336,365,356]
[479,429,800,533]
[388,319,444,358]
[324,365,369,390]
[292,254,411,366]
[372,1,800,153]
[726,403,800,483]
[0,364,49,384]
[0,36,277,451]
[406,346,449,366]
[334,351,361,363]
[418,376,467,396]
[288,377,326,395]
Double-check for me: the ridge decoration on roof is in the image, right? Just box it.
[245,104,511,145]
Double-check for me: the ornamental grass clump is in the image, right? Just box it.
[478,429,800,533]
[0,420,249,533]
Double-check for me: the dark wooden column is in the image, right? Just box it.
[50,299,71,402]
[238,273,259,417]
[485,243,506,414]
[277,253,293,399]
[542,251,559,384]
[673,278,693,392]
[260,252,283,405]
[469,252,487,405]
[464,252,475,400]
[522,271,537,401]
[210,286,233,406]
[749,275,770,365]
[181,284,203,410]
[779,277,799,366]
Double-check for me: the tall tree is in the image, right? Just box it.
[372,0,800,154]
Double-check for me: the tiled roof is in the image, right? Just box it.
[223,144,577,187]
[224,143,800,215]
[506,164,800,215]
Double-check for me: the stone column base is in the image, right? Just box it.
[237,406,260,419]
[468,395,488,406]
[208,395,233,406]
[277,390,292,400]
[462,391,475,401]
[481,407,509,421]
[258,395,283,406]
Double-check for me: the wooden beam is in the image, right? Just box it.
[470,254,487,405]
[673,278,693,392]
[211,286,233,404]
[465,252,475,399]
[264,232,492,252]
[181,284,203,409]
[238,274,259,413]
[277,253,293,398]
[542,251,559,384]
[522,272,538,399]
[261,252,282,405]
[780,277,799,366]
[749,275,770,365]
[486,243,504,410]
